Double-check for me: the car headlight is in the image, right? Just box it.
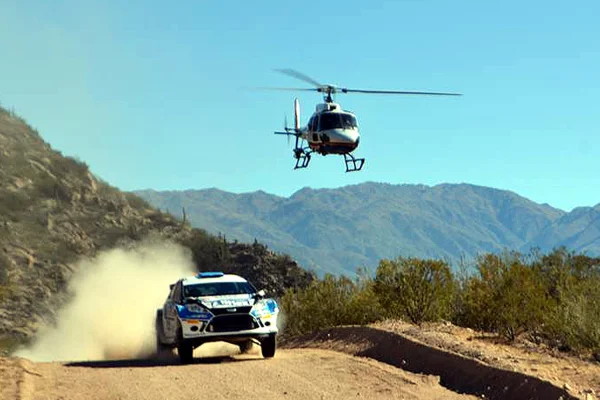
[251,300,271,317]
[185,303,206,313]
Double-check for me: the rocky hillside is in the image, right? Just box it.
[0,107,313,346]
[134,184,598,275]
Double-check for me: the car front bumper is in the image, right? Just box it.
[180,313,278,341]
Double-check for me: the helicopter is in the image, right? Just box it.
[271,69,462,172]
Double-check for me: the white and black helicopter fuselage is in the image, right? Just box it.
[271,69,461,172]
[275,98,365,172]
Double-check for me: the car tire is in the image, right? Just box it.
[238,340,253,354]
[260,334,276,358]
[155,310,172,357]
[176,327,193,364]
[178,342,193,364]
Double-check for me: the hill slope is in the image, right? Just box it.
[0,107,313,345]
[135,183,591,275]
[524,204,600,254]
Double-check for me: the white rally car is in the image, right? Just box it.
[155,272,279,363]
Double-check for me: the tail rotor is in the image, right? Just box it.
[274,98,311,169]
[285,115,294,146]
[275,98,301,146]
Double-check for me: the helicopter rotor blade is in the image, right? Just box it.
[341,88,462,96]
[270,69,461,97]
[255,87,318,92]
[274,69,323,88]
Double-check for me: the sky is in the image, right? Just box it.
[1,0,599,211]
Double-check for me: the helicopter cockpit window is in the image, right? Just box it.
[318,113,344,130]
[341,114,358,129]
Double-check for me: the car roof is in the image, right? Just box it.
[182,273,248,286]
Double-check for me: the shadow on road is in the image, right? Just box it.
[65,355,263,369]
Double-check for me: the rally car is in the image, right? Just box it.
[155,272,279,363]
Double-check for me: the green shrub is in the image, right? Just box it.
[182,228,231,271]
[0,190,32,217]
[527,249,600,349]
[374,257,455,324]
[456,252,552,340]
[272,247,600,357]
[280,273,382,335]
[50,154,89,180]
[34,172,71,201]
[124,192,152,211]
[554,288,600,353]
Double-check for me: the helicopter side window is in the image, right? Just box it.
[310,115,318,131]
[318,113,344,130]
[341,114,358,129]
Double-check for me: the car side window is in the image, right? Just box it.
[171,281,182,303]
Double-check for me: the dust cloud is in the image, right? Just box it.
[15,240,195,362]
[277,310,287,335]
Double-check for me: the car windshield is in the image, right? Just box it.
[319,112,357,130]
[184,281,256,297]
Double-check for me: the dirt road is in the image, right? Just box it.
[2,345,474,400]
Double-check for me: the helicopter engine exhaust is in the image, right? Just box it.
[294,98,300,131]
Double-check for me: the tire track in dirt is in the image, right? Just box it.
[16,360,36,400]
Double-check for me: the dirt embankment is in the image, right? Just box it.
[282,326,584,400]
[372,320,599,399]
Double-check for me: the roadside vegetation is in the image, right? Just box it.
[281,248,600,360]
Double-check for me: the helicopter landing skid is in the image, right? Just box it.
[293,149,312,169]
[344,153,365,172]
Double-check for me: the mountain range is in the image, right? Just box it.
[136,184,600,275]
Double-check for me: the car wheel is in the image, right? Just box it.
[178,342,193,364]
[260,334,276,358]
[155,310,172,357]
[176,327,193,364]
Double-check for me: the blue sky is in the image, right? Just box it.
[1,0,598,211]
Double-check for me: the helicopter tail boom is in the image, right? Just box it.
[274,131,296,136]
